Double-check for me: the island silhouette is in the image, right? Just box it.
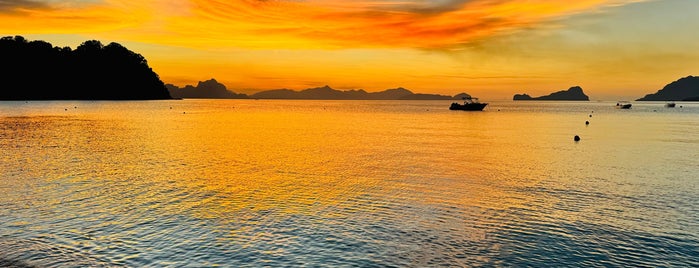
[513,86,589,101]
[250,85,472,100]
[167,79,248,99]
[167,80,473,100]
[0,36,171,100]
[250,86,455,100]
[636,76,699,101]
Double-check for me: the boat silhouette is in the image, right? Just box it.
[616,101,632,109]
[450,97,488,111]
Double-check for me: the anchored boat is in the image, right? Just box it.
[616,101,632,109]
[450,97,488,111]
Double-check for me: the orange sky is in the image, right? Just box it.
[1,0,697,99]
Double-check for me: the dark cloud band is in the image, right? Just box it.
[0,0,51,13]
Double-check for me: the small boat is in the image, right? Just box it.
[450,97,488,111]
[665,102,676,108]
[616,101,632,109]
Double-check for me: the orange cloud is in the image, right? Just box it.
[0,0,50,14]
[158,0,646,48]
[0,1,155,34]
[0,0,644,49]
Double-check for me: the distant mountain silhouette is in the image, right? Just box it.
[513,94,533,100]
[636,76,699,101]
[399,93,453,100]
[166,79,248,99]
[453,93,472,100]
[369,87,413,100]
[250,85,467,100]
[0,36,171,100]
[513,86,589,101]
[250,85,375,99]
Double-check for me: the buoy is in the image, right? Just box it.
[585,121,589,125]
[574,135,581,141]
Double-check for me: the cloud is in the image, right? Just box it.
[0,0,50,14]
[0,0,645,49]
[171,0,645,48]
[0,1,157,34]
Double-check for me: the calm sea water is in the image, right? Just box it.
[0,100,697,267]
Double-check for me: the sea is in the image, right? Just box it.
[0,100,697,267]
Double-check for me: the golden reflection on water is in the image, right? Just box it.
[1,100,697,266]
[0,101,596,223]
[104,100,570,229]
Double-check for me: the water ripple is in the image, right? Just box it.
[1,100,697,267]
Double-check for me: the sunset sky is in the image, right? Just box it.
[1,0,697,99]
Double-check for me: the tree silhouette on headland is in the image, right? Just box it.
[636,76,699,101]
[0,36,172,100]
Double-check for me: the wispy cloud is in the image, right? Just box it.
[0,0,644,48]
[0,0,50,14]
[0,1,157,34]
[167,0,647,48]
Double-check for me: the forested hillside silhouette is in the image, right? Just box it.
[636,76,699,101]
[0,36,171,100]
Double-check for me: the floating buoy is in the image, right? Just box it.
[574,135,581,141]
[585,121,589,125]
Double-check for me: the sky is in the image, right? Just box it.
[1,0,697,99]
